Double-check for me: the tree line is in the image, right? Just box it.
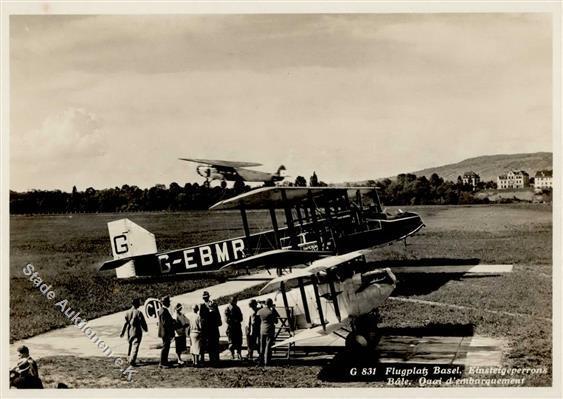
[10,181,252,214]
[10,172,497,214]
[373,173,495,206]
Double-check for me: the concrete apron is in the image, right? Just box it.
[10,274,272,362]
[10,272,506,369]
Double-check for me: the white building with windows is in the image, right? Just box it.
[534,170,553,191]
[497,170,529,189]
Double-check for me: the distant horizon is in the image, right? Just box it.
[10,150,552,193]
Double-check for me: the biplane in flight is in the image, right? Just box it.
[178,158,287,185]
[99,186,425,278]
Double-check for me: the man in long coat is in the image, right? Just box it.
[120,297,148,367]
[157,295,175,368]
[200,291,222,365]
[224,296,243,359]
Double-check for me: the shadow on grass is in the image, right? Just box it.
[392,274,464,296]
[373,257,481,296]
[379,323,474,337]
[393,273,505,296]
[369,257,481,267]
[113,272,228,285]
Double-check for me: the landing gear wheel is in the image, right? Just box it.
[345,333,369,351]
[346,311,382,351]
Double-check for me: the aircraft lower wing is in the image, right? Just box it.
[219,249,334,271]
[390,264,513,274]
[272,320,351,348]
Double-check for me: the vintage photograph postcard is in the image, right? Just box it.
[1,1,560,397]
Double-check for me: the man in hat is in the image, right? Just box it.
[157,295,175,368]
[245,299,261,361]
[120,297,148,367]
[199,290,222,365]
[257,298,280,366]
[10,345,43,389]
[224,296,243,360]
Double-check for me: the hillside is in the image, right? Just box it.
[402,152,552,182]
[338,152,553,186]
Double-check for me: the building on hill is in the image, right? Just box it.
[497,170,530,189]
[534,170,553,191]
[462,171,480,189]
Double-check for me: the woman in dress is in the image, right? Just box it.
[186,304,203,367]
[174,303,189,366]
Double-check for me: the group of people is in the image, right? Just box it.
[156,290,222,367]
[121,291,281,368]
[9,292,281,389]
[222,294,280,367]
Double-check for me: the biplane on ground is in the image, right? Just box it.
[254,252,512,351]
[99,187,425,279]
[178,158,287,185]
[99,185,512,353]
[141,250,512,354]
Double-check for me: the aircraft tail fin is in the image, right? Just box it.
[276,165,287,176]
[101,219,158,278]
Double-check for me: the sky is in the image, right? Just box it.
[9,13,552,191]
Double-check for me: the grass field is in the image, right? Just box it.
[9,210,273,341]
[9,204,553,387]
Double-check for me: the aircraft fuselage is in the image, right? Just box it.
[196,165,283,183]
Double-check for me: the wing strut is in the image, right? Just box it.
[295,206,304,227]
[269,208,281,249]
[307,190,323,250]
[240,206,251,253]
[355,190,364,225]
[344,191,359,225]
[311,274,326,331]
[298,277,311,324]
[327,271,342,322]
[281,189,299,250]
[323,203,338,252]
[279,281,294,333]
[302,206,310,221]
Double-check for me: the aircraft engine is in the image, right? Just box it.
[196,165,223,180]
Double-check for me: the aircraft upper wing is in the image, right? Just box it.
[390,264,513,274]
[219,249,333,271]
[210,186,379,210]
[178,158,262,168]
[259,251,367,294]
[304,251,366,273]
[259,268,313,294]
